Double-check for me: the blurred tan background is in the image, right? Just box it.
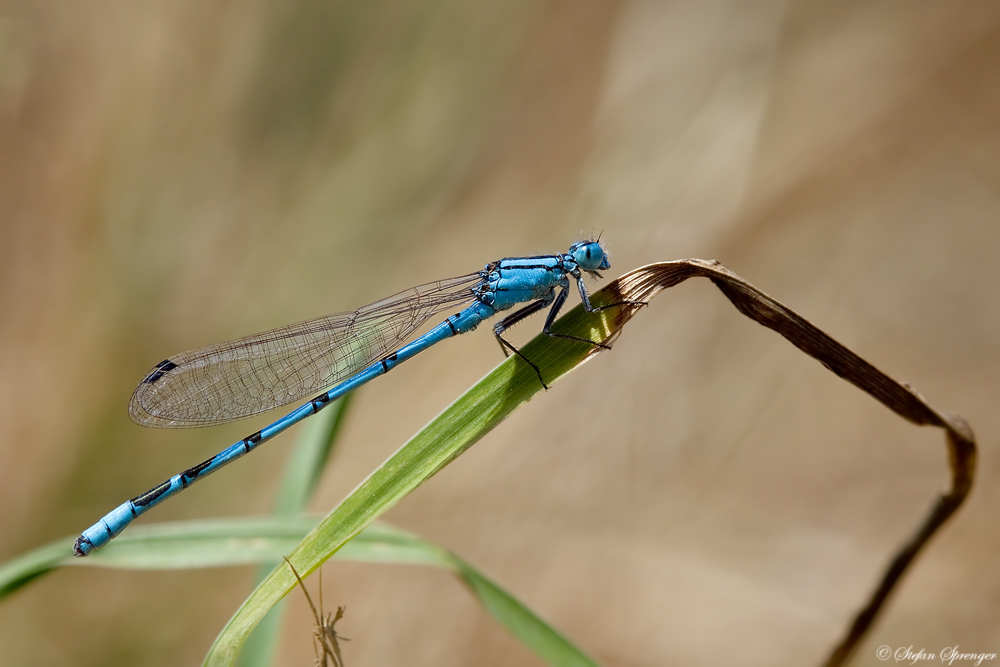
[1,1,998,665]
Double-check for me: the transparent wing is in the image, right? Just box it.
[129,272,484,428]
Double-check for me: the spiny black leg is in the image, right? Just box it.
[543,278,647,350]
[553,297,649,347]
[542,329,611,350]
[543,284,614,350]
[543,330,614,350]
[493,298,553,389]
[588,300,649,313]
[495,331,548,389]
[576,275,648,314]
[496,335,511,359]
[495,297,552,332]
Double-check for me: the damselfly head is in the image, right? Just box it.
[569,240,610,273]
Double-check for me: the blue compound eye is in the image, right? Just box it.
[570,241,609,272]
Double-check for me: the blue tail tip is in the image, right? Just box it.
[73,536,92,557]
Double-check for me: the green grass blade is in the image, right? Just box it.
[0,517,320,595]
[0,538,77,598]
[0,518,599,666]
[203,287,636,667]
[450,561,599,667]
[337,523,602,667]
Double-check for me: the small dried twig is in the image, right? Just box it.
[589,260,976,666]
[284,557,349,667]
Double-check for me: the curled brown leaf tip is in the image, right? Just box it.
[588,261,976,667]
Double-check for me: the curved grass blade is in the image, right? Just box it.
[0,518,599,667]
[205,261,974,667]
[0,518,320,594]
[0,538,78,599]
